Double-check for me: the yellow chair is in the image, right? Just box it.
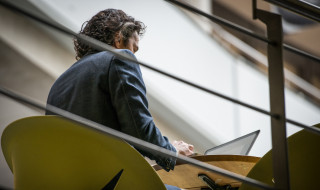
[239,123,320,190]
[1,116,166,190]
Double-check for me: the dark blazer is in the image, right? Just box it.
[46,49,176,171]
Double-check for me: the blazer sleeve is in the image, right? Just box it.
[108,49,176,171]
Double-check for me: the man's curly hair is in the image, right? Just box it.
[74,9,146,60]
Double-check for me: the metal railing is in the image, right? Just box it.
[1,0,320,189]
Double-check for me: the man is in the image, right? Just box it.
[46,9,193,189]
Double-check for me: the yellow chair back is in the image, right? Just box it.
[239,123,320,190]
[1,116,166,190]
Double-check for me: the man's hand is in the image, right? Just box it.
[172,140,194,156]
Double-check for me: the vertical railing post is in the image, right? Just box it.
[253,6,291,190]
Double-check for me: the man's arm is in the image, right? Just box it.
[108,49,177,171]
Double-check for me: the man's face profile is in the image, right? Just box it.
[115,31,140,54]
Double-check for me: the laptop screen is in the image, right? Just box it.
[204,130,260,156]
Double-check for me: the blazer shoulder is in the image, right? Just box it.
[114,49,137,60]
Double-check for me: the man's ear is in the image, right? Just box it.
[114,32,122,49]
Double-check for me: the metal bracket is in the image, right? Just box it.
[253,2,290,190]
[252,0,257,19]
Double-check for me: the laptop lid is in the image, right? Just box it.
[204,130,260,156]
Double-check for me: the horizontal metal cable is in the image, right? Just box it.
[164,0,270,44]
[165,0,320,63]
[284,44,320,63]
[286,118,320,135]
[0,86,275,190]
[263,0,320,23]
[1,0,319,135]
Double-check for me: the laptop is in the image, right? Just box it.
[204,130,260,156]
